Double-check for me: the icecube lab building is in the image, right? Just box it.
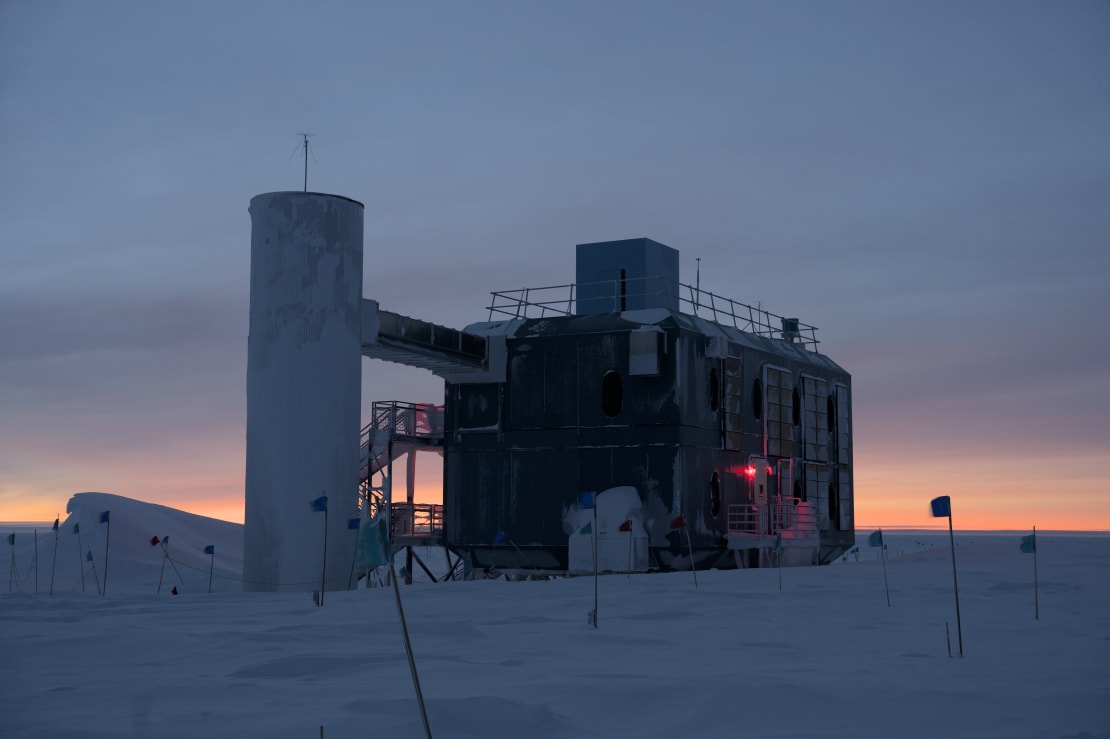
[243,191,854,590]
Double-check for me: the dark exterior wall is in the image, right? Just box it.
[444,312,854,567]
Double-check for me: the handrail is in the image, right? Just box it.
[390,503,444,538]
[727,498,819,539]
[486,275,819,350]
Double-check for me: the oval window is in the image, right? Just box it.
[752,378,763,420]
[602,371,623,418]
[710,472,721,517]
[708,367,720,412]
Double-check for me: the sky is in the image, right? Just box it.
[1,1,1107,529]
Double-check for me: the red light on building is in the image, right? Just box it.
[766,466,774,475]
[744,465,757,478]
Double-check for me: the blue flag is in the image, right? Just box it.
[86,550,94,561]
[311,495,328,512]
[579,492,595,510]
[204,545,215,555]
[1020,535,1036,554]
[929,496,951,518]
[6,533,12,546]
[53,518,59,531]
[868,530,883,547]
[492,529,506,546]
[72,523,80,535]
[347,518,360,530]
[100,511,111,524]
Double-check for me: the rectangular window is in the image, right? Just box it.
[802,376,828,463]
[723,357,743,451]
[764,365,794,458]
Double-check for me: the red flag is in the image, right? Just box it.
[150,536,160,546]
[669,514,686,529]
[618,520,632,532]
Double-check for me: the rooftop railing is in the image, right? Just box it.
[487,276,819,350]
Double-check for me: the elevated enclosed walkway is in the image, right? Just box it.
[361,300,494,379]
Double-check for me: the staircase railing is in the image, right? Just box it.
[358,400,447,540]
[727,498,818,545]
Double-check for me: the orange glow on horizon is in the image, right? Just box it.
[4,449,1107,531]
[7,478,1108,531]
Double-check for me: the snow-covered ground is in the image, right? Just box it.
[3,493,1108,738]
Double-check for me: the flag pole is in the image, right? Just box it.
[157,541,167,595]
[592,502,598,628]
[880,528,890,608]
[207,546,215,594]
[34,529,39,594]
[310,494,330,605]
[1032,525,1039,621]
[88,550,101,596]
[776,534,782,591]
[50,517,59,596]
[347,518,360,590]
[7,534,13,593]
[321,505,329,606]
[626,525,632,579]
[161,538,184,586]
[947,510,963,657]
[390,557,432,737]
[685,526,698,588]
[101,512,111,596]
[75,525,86,593]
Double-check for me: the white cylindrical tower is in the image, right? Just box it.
[244,192,364,592]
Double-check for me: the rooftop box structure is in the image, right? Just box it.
[575,238,680,314]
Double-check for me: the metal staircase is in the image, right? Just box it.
[358,401,452,581]
[726,498,820,566]
[359,401,444,514]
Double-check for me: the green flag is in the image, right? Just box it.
[6,533,12,546]
[868,530,883,547]
[1020,534,1036,554]
[357,517,389,568]
[580,522,592,535]
[85,550,94,561]
[73,523,80,535]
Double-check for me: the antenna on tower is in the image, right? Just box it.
[294,133,315,192]
[695,257,701,311]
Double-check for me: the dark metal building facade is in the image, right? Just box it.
[442,239,854,572]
